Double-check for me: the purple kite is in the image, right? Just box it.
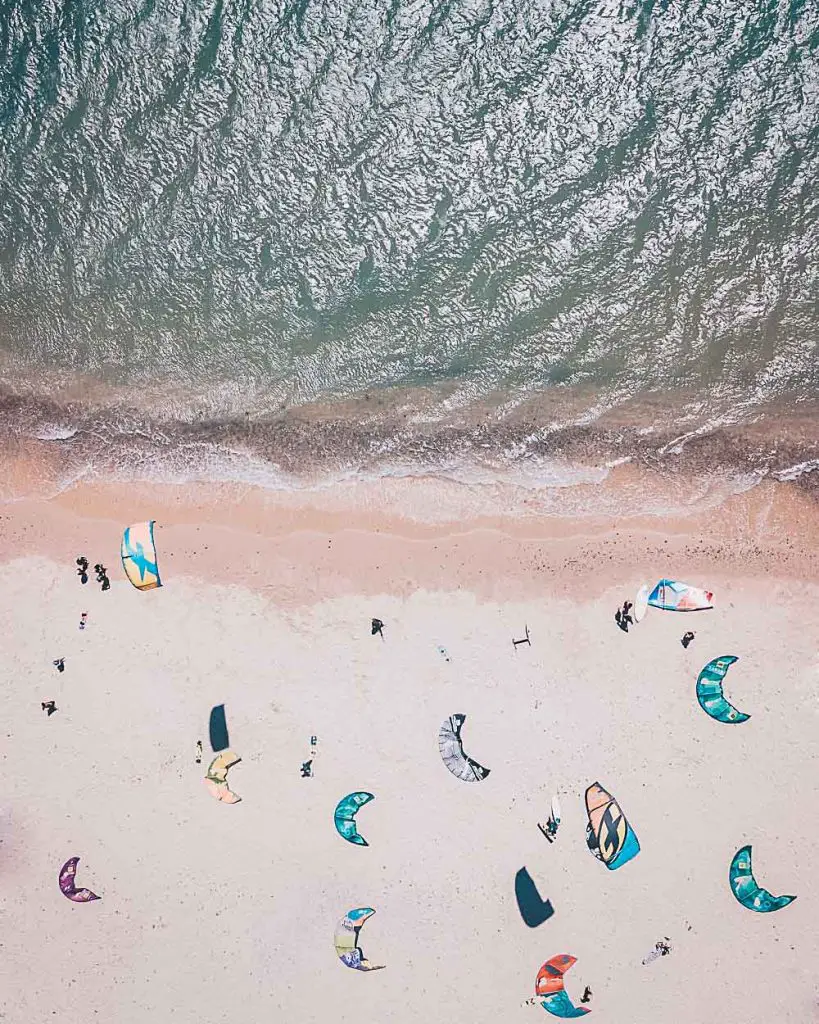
[58,857,101,903]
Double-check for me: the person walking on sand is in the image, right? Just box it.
[41,701,57,716]
[371,618,385,639]
[53,658,65,673]
[681,631,695,648]
[581,987,592,1003]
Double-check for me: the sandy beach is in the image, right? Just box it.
[1,473,817,1024]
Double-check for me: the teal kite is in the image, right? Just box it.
[696,656,750,724]
[729,845,795,913]
[334,792,374,846]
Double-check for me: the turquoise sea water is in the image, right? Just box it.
[0,0,817,497]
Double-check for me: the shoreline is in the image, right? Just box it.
[1,377,817,514]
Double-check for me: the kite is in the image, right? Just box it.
[58,857,101,903]
[208,704,230,751]
[729,845,795,913]
[334,792,374,846]
[515,867,554,927]
[647,579,712,612]
[121,520,162,591]
[536,955,589,1018]
[204,750,242,803]
[696,656,750,724]
[334,908,385,971]
[438,714,490,782]
[585,782,640,870]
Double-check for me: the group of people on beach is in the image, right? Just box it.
[42,557,111,715]
[615,598,696,649]
[76,556,110,591]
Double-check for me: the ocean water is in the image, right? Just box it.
[0,0,817,505]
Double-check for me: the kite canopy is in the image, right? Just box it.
[729,845,796,913]
[204,750,242,804]
[696,656,750,724]
[536,955,589,1018]
[334,791,374,846]
[334,907,385,971]
[58,857,101,903]
[121,520,162,591]
[515,867,554,927]
[438,714,490,782]
[585,782,640,871]
[647,579,712,612]
[208,704,230,752]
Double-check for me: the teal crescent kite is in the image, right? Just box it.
[696,656,750,724]
[729,845,795,913]
[334,792,374,846]
[541,991,589,1019]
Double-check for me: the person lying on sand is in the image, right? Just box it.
[76,556,89,584]
[41,701,57,716]
[53,658,65,673]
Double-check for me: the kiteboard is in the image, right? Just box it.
[634,584,650,622]
[538,795,561,842]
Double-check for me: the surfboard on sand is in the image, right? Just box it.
[634,584,650,622]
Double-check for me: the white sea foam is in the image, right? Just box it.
[773,459,819,483]
[33,425,78,441]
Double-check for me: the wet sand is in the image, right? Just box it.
[1,475,817,1024]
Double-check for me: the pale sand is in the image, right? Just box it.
[1,478,818,1023]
